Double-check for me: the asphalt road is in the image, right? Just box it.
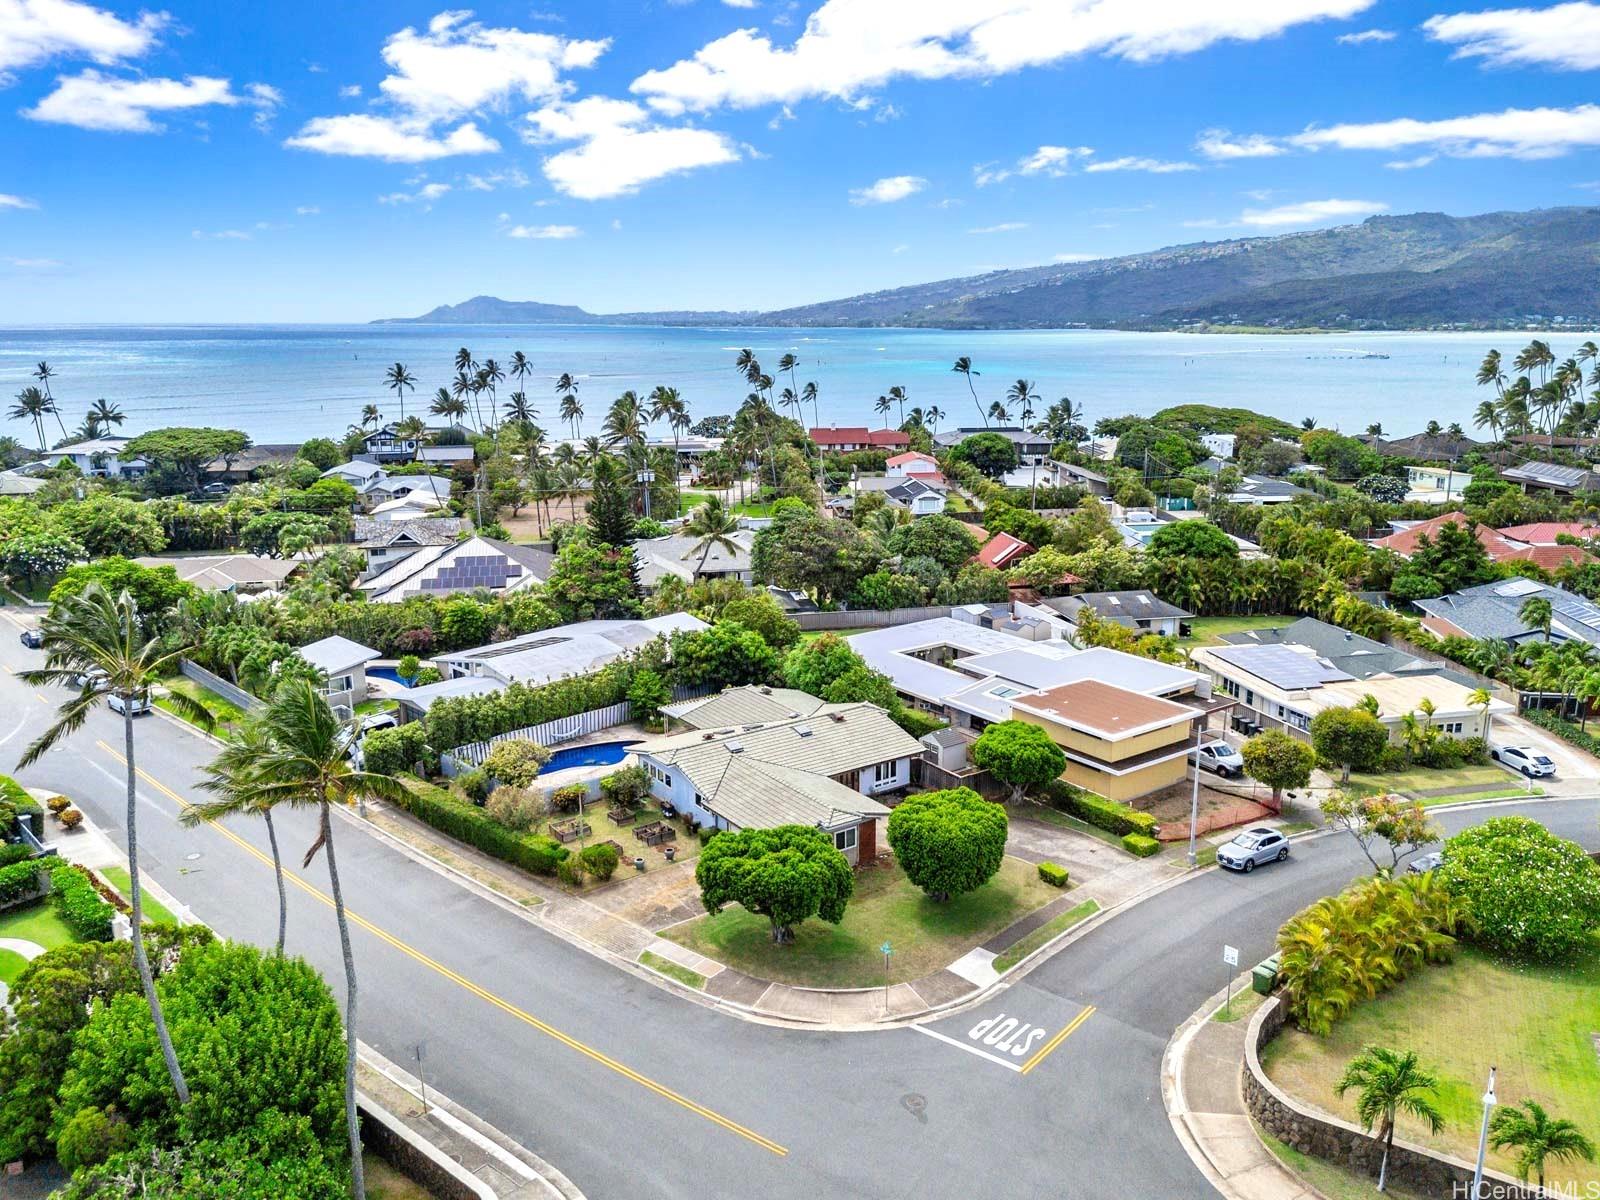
[3,622,1595,1200]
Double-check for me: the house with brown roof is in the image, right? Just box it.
[809,426,910,452]
[976,532,1033,572]
[1009,679,1201,803]
[1372,512,1591,571]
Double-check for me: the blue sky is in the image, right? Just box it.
[2,0,1599,322]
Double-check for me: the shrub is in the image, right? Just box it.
[457,769,490,804]
[549,783,587,814]
[482,738,554,788]
[697,826,720,846]
[0,859,45,907]
[579,842,620,881]
[599,765,651,810]
[1520,707,1600,756]
[1438,816,1600,960]
[1043,781,1159,837]
[887,788,1008,902]
[50,862,114,941]
[58,808,84,830]
[1121,833,1160,858]
[390,780,568,876]
[0,843,34,868]
[1376,744,1408,773]
[48,794,72,814]
[556,856,585,887]
[485,787,545,833]
[893,709,948,738]
[971,721,1067,804]
[361,723,434,777]
[424,661,635,750]
[0,799,14,836]
[56,1106,132,1173]
[1037,861,1070,888]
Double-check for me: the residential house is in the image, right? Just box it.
[1224,475,1314,505]
[1191,640,1509,742]
[361,473,454,510]
[765,586,819,614]
[1372,512,1591,572]
[202,443,299,482]
[370,493,450,520]
[416,444,476,468]
[999,460,1096,493]
[322,459,386,489]
[1009,680,1202,803]
[934,426,1053,463]
[633,703,922,863]
[1413,578,1600,649]
[357,423,423,464]
[884,478,947,516]
[976,532,1033,573]
[131,554,301,594]
[40,436,145,479]
[1049,590,1191,637]
[661,684,829,731]
[809,426,910,453]
[1501,460,1600,494]
[1215,617,1480,687]
[634,530,755,589]
[435,613,708,688]
[1401,464,1474,504]
[1362,430,1482,463]
[1200,433,1237,460]
[358,535,554,603]
[0,471,45,496]
[885,451,941,479]
[298,635,380,716]
[352,516,467,577]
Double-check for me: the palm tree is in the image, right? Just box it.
[1467,687,1493,741]
[952,356,986,427]
[503,391,536,430]
[1520,595,1554,643]
[88,397,124,436]
[1366,422,1385,438]
[383,362,416,421]
[801,380,826,493]
[1008,379,1038,505]
[34,361,67,439]
[450,371,477,430]
[1301,416,1318,431]
[18,583,214,1105]
[604,391,645,448]
[454,346,475,376]
[429,387,465,425]
[360,403,381,431]
[558,380,583,440]
[925,404,945,434]
[888,385,908,428]
[987,399,1010,425]
[681,495,741,575]
[9,386,49,450]
[777,352,801,412]
[1490,1099,1595,1191]
[184,718,289,954]
[509,350,533,403]
[246,679,406,1200]
[480,357,505,410]
[650,385,688,505]
[1472,400,1501,442]
[1335,1046,1444,1193]
[874,394,893,427]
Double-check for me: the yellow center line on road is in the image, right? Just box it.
[94,739,789,1158]
[1019,1005,1095,1076]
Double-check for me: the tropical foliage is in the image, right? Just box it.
[1437,816,1600,960]
[886,788,1008,902]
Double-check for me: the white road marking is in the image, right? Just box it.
[911,1023,1023,1073]
[86,757,181,821]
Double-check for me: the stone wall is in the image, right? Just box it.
[1244,997,1539,1200]
[359,1101,490,1200]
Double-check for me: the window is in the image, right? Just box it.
[1441,721,1463,735]
[834,826,858,852]
[873,760,898,784]
[326,674,353,695]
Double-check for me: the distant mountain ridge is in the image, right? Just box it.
[377,206,1600,331]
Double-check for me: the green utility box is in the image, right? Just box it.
[1252,953,1281,996]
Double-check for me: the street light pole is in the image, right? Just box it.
[1187,720,1204,868]
[1470,1065,1497,1199]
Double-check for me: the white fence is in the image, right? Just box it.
[178,659,263,713]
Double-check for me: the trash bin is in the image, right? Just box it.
[1252,953,1281,996]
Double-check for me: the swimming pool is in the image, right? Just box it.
[367,665,409,685]
[540,741,639,775]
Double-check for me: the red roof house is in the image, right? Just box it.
[977,532,1034,571]
[810,426,911,451]
[1372,512,1593,571]
[1370,512,1518,559]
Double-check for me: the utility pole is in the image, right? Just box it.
[1470,1066,1497,1199]
[1187,720,1204,868]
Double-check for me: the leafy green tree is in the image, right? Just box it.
[626,667,672,725]
[53,496,167,558]
[437,596,492,649]
[819,665,902,712]
[753,512,881,602]
[1146,519,1237,562]
[1,530,83,587]
[122,428,250,493]
[482,739,554,787]
[886,514,980,571]
[971,721,1066,804]
[56,1105,133,1173]
[1319,791,1439,875]
[586,454,636,547]
[1489,1099,1597,1191]
[887,788,1008,901]
[696,825,854,943]
[1438,815,1600,959]
[1355,473,1407,503]
[1241,728,1316,807]
[297,437,342,471]
[1335,1046,1444,1193]
[1115,420,1203,475]
[949,431,1019,478]
[396,653,421,684]
[545,541,639,622]
[1300,429,1379,479]
[718,590,801,650]
[1309,707,1390,782]
[671,622,780,689]
[852,570,925,610]
[782,633,866,697]
[49,559,194,619]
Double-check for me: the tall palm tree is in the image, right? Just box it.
[681,495,741,575]
[925,404,945,434]
[18,583,214,1105]
[34,361,67,439]
[184,718,289,955]
[1335,1046,1444,1193]
[454,346,475,376]
[952,356,985,427]
[88,397,124,436]
[359,403,381,431]
[503,391,536,430]
[509,350,533,403]
[1472,400,1501,443]
[383,362,416,421]
[1520,595,1555,643]
[9,386,49,450]
[987,399,1010,424]
[450,370,479,431]
[874,394,893,427]
[604,391,645,447]
[888,385,908,428]
[480,357,505,411]
[1467,687,1493,741]
[1366,422,1385,438]
[1490,1099,1595,1191]
[429,387,465,425]
[246,679,406,1200]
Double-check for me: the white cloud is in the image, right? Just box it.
[1384,153,1437,169]
[5,257,65,268]
[892,242,910,253]
[969,221,1028,233]
[1336,27,1394,43]
[849,174,926,204]
[1240,197,1387,226]
[339,83,362,98]
[528,96,741,199]
[379,181,453,207]
[296,204,320,214]
[1195,128,1285,159]
[723,0,759,7]
[24,71,252,132]
[0,193,39,209]
[1287,103,1600,159]
[1083,155,1197,173]
[464,167,530,190]
[1423,3,1600,71]
[506,223,581,238]
[975,143,1090,185]
[287,114,500,161]
[632,0,1374,115]
[1053,252,1097,261]
[0,0,164,78]
[192,228,252,240]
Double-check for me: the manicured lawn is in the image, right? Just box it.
[156,675,248,735]
[992,899,1098,972]
[0,900,78,953]
[662,856,1055,988]
[1341,763,1512,802]
[99,865,180,925]
[1178,614,1293,648]
[1256,1126,1430,1200]
[356,699,398,717]
[0,947,29,985]
[1211,986,1267,1025]
[640,949,706,989]
[1262,937,1600,1191]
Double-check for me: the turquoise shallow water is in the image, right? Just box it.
[0,324,1577,446]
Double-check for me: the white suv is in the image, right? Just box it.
[1191,741,1246,778]
[1491,745,1556,778]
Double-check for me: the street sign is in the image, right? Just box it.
[1223,945,1239,967]
[880,941,893,957]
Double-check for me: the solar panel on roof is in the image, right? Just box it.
[1213,644,1353,689]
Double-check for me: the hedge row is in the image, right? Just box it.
[1037,861,1070,887]
[51,861,115,940]
[392,778,568,877]
[1043,780,1159,838]
[0,860,45,908]
[1122,833,1161,858]
[423,662,634,751]
[1521,707,1600,756]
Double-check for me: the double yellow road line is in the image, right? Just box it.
[1020,1005,1096,1076]
[95,740,789,1157]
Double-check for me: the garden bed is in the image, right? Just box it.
[1262,937,1600,1191]
[661,856,1055,988]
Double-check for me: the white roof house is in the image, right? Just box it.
[41,436,145,478]
[358,535,555,603]
[370,493,449,518]
[633,530,755,588]
[435,613,708,688]
[298,635,380,677]
[323,460,387,487]
[361,474,453,507]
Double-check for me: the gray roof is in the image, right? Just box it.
[638,704,918,830]
[353,516,466,546]
[324,459,385,482]
[885,478,943,505]
[1214,616,1476,684]
[359,535,554,601]
[416,445,475,462]
[1208,644,1356,690]
[1501,461,1596,491]
[130,554,300,591]
[1228,474,1313,501]
[438,613,708,685]
[0,471,45,495]
[1053,591,1192,624]
[933,426,1052,449]
[362,474,453,499]
[662,685,831,729]
[299,635,380,674]
[633,530,754,586]
[392,675,504,715]
[1415,577,1600,647]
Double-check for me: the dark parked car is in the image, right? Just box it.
[1216,826,1290,873]
[1406,851,1445,875]
[19,628,43,648]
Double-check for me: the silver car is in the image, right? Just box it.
[1216,826,1290,873]
[1191,741,1245,778]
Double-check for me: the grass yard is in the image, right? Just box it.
[1256,1126,1430,1200]
[365,1151,435,1200]
[356,699,398,717]
[0,947,29,985]
[662,856,1055,988]
[1178,614,1294,648]
[99,865,180,925]
[0,900,78,953]
[992,899,1099,973]
[1341,763,1514,804]
[156,675,249,735]
[640,949,706,989]
[1262,937,1600,1191]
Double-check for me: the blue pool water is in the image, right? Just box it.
[541,742,638,775]
[367,666,408,685]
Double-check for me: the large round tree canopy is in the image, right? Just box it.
[887,787,1008,902]
[695,824,854,943]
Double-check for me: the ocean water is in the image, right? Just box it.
[0,324,1574,447]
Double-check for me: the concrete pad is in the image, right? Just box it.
[0,937,46,960]
[1224,1160,1320,1200]
[907,970,978,1008]
[702,968,770,1006]
[648,939,723,977]
[947,947,1000,987]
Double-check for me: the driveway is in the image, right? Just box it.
[1491,711,1600,793]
